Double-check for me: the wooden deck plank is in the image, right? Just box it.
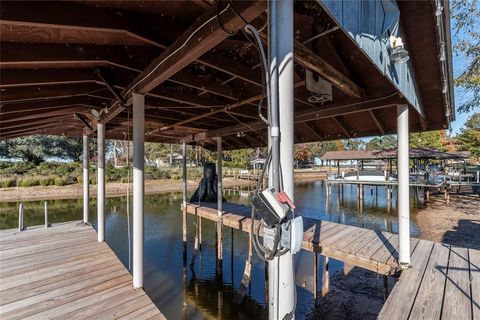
[377,240,434,320]
[0,223,164,320]
[117,304,164,319]
[0,251,116,289]
[441,247,472,320]
[84,295,154,319]
[470,248,480,319]
[0,261,124,305]
[408,243,451,320]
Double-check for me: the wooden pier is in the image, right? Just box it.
[0,221,165,320]
[185,202,480,318]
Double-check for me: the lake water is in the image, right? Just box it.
[0,181,421,319]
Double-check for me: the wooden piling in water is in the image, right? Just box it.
[313,253,318,304]
[18,203,24,232]
[321,256,330,297]
[44,201,48,228]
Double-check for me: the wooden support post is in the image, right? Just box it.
[359,184,363,200]
[182,142,187,266]
[44,201,48,228]
[321,256,330,297]
[199,216,202,251]
[18,203,24,232]
[383,275,389,301]
[426,189,430,201]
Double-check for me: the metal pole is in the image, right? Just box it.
[216,137,223,272]
[273,1,296,318]
[397,105,411,266]
[44,201,48,228]
[97,122,105,242]
[132,93,145,289]
[83,134,89,224]
[182,142,187,264]
[18,203,23,232]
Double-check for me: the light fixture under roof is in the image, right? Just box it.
[91,109,101,118]
[389,36,410,64]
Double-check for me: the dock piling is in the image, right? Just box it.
[83,134,89,224]
[216,137,223,276]
[44,201,48,228]
[182,142,187,266]
[97,122,105,243]
[18,203,24,232]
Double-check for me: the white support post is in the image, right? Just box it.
[18,203,23,232]
[270,1,296,318]
[217,137,223,265]
[83,134,89,224]
[44,201,48,228]
[397,105,411,266]
[97,122,105,242]
[132,93,145,289]
[182,142,187,263]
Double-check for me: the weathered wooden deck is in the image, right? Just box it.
[185,201,480,319]
[0,221,165,320]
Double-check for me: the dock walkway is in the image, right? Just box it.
[185,202,480,319]
[0,221,165,320]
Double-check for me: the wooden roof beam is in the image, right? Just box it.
[0,115,74,131]
[1,106,90,123]
[302,122,324,141]
[181,94,403,143]
[100,1,266,124]
[332,116,352,139]
[294,40,365,99]
[368,110,385,135]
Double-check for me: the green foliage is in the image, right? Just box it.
[44,136,83,162]
[53,177,68,186]
[451,0,480,113]
[365,135,397,150]
[17,177,41,187]
[1,136,48,164]
[455,113,480,160]
[409,131,446,151]
[343,139,364,150]
[39,176,56,186]
[0,178,16,188]
[224,149,255,168]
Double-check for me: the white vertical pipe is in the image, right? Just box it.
[133,93,145,289]
[217,137,223,263]
[18,203,23,232]
[83,134,89,223]
[275,1,296,318]
[217,137,223,216]
[44,201,48,228]
[97,122,105,242]
[397,105,411,266]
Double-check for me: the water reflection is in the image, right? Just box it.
[0,181,422,319]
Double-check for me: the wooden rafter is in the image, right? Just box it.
[332,116,352,139]
[100,1,266,124]
[181,95,403,143]
[368,110,385,135]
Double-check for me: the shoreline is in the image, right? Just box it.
[0,178,255,202]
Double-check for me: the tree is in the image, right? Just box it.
[1,136,48,164]
[365,135,397,150]
[456,113,480,161]
[343,139,364,150]
[45,136,84,162]
[294,144,314,162]
[451,0,480,113]
[409,131,447,151]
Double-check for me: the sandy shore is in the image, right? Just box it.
[416,193,480,249]
[0,178,254,202]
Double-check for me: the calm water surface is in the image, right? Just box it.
[0,181,421,319]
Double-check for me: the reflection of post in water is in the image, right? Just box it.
[358,196,363,214]
[230,228,234,285]
[313,253,318,305]
[321,256,330,297]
